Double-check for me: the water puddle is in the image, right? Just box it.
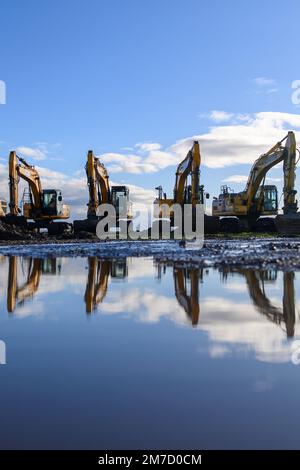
[0,254,300,449]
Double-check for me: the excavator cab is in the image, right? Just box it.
[42,189,64,216]
[111,186,131,218]
[255,185,278,214]
[110,260,128,278]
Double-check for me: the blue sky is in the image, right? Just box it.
[1,0,300,216]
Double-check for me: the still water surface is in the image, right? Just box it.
[0,255,299,449]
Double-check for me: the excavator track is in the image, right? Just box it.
[275,214,300,235]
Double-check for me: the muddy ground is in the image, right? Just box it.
[2,218,300,270]
[0,237,300,271]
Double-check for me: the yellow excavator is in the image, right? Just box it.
[212,131,298,231]
[7,151,71,234]
[74,150,132,233]
[154,140,219,233]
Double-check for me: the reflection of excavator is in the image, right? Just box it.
[7,256,61,313]
[222,268,296,337]
[174,266,201,326]
[154,141,219,233]
[7,257,41,312]
[157,262,202,326]
[212,131,298,231]
[0,199,7,217]
[7,151,71,234]
[74,150,132,233]
[84,257,127,313]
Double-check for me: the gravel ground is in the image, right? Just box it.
[0,238,300,270]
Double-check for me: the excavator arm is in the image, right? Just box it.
[244,131,296,213]
[241,269,295,338]
[84,257,110,313]
[173,267,200,326]
[9,151,42,215]
[7,257,42,313]
[86,150,110,217]
[282,131,298,214]
[173,141,201,205]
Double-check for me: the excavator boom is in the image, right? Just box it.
[86,150,110,217]
[9,151,43,215]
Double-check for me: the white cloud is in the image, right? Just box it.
[223,174,282,187]
[253,77,277,86]
[98,112,300,173]
[223,175,248,184]
[266,177,282,183]
[252,77,278,95]
[209,110,234,122]
[1,111,299,217]
[16,146,47,161]
[35,165,155,219]
[201,297,298,363]
[135,142,161,152]
[100,148,178,174]
[170,112,300,169]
